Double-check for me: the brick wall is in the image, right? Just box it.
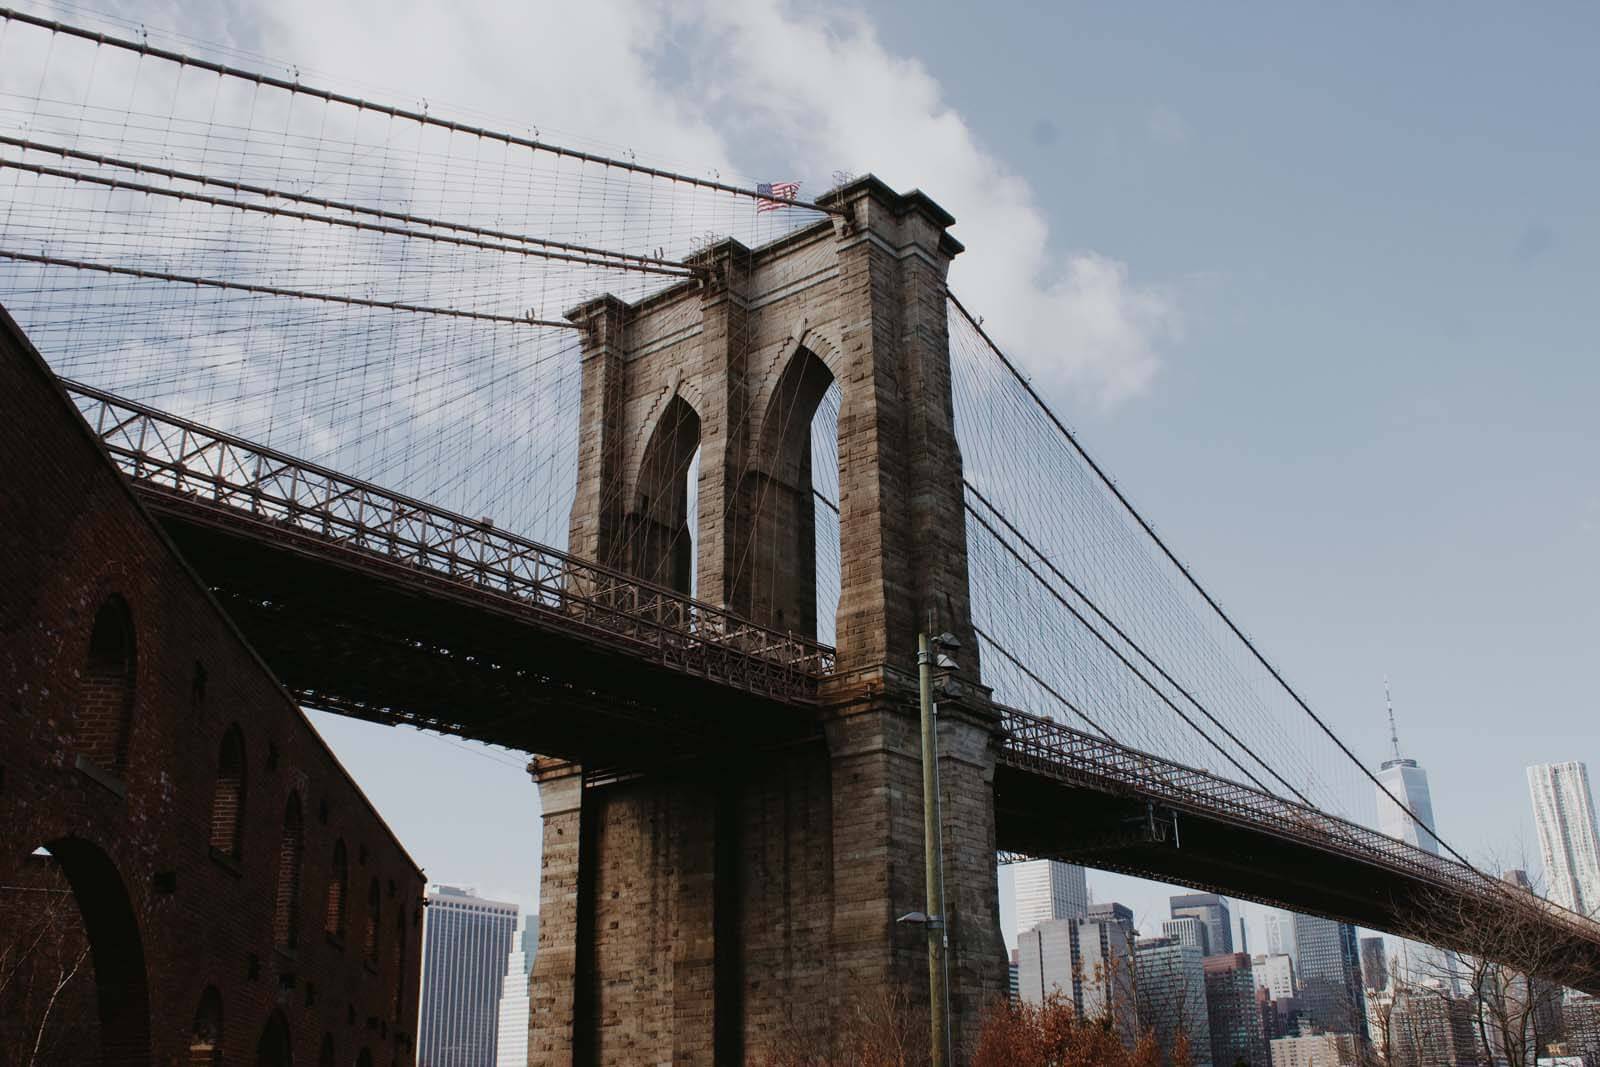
[0,304,427,1066]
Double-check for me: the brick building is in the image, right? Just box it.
[0,304,425,1064]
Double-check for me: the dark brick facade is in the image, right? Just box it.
[0,304,425,1065]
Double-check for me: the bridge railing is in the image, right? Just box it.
[997,706,1600,943]
[64,380,836,701]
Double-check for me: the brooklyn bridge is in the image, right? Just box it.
[0,6,1596,1065]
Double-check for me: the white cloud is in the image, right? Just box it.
[249,0,1178,407]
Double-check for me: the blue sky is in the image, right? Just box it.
[101,0,1600,944]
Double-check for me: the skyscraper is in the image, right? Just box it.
[1135,937,1214,1067]
[1293,913,1366,1036]
[494,912,539,1067]
[418,886,519,1067]
[1017,912,1138,1045]
[1359,935,1389,993]
[1251,953,1296,1002]
[1012,859,1089,934]
[1161,916,1211,955]
[1203,953,1269,1067]
[1089,901,1136,941]
[1264,909,1296,965]
[1374,682,1439,855]
[1387,989,1478,1066]
[1374,688,1465,994]
[1528,761,1600,917]
[1170,892,1232,956]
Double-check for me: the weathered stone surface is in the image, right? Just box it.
[535,176,1006,1064]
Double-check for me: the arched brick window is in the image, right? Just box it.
[80,595,136,772]
[274,793,305,952]
[255,1009,291,1066]
[189,985,222,1065]
[363,877,380,966]
[324,839,348,941]
[209,726,246,859]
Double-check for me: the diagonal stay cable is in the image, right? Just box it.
[964,499,1294,801]
[972,624,1117,742]
[948,291,1482,873]
[0,156,699,278]
[965,481,1316,806]
[0,136,696,275]
[0,6,845,217]
[0,249,576,326]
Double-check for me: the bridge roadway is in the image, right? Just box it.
[67,379,1600,993]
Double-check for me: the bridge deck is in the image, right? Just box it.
[65,379,1600,989]
[996,707,1600,992]
[67,381,833,764]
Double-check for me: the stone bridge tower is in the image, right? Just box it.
[530,177,1008,1064]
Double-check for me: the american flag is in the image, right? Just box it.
[756,181,801,212]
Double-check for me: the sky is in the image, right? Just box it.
[29,0,1599,948]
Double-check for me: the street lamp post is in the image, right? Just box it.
[916,629,958,1067]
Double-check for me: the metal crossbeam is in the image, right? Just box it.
[64,380,835,704]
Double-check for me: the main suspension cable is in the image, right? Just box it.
[0,6,845,217]
[0,156,699,278]
[0,136,697,274]
[948,291,1478,871]
[0,249,576,326]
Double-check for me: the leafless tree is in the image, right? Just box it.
[1400,862,1589,1067]
[765,988,928,1067]
[0,858,96,1067]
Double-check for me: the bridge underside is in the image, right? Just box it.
[143,495,1600,1000]
[994,764,1600,995]
[996,764,1437,932]
[153,502,816,770]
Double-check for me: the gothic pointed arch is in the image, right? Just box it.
[732,342,840,636]
[626,392,701,594]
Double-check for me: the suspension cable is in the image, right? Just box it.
[965,501,1289,800]
[0,7,846,217]
[0,250,576,327]
[0,135,696,274]
[965,483,1316,805]
[0,156,698,278]
[948,291,1477,871]
[972,625,1117,741]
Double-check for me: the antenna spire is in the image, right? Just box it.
[1385,676,1401,761]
